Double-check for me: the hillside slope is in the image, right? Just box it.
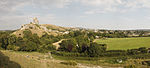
[12,18,70,37]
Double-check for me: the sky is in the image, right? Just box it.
[1,0,150,30]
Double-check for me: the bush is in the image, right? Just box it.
[37,48,48,53]
[142,61,150,66]
[86,43,106,57]
[51,51,85,57]
[60,61,77,66]
[7,45,20,51]
[47,44,56,50]
[124,65,136,68]
[127,49,139,55]
[19,41,38,52]
[105,57,128,64]
[59,38,77,52]
[138,47,148,53]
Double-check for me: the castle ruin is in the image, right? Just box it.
[33,17,39,24]
[20,17,39,30]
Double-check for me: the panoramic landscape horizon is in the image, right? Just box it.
[1,0,150,68]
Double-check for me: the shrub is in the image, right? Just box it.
[19,41,38,52]
[142,61,150,66]
[127,49,139,55]
[52,51,85,57]
[37,48,48,53]
[47,44,56,50]
[7,45,15,50]
[124,65,136,68]
[105,57,128,64]
[59,38,77,52]
[86,43,106,57]
[7,45,20,51]
[138,47,148,53]
[60,61,77,66]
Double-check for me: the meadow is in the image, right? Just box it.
[0,50,77,68]
[95,37,150,50]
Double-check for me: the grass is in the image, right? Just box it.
[1,50,149,68]
[0,50,77,68]
[52,54,124,67]
[95,37,150,50]
[52,54,150,68]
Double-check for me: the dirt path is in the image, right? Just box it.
[78,63,102,68]
[52,39,66,50]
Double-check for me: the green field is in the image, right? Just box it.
[95,37,150,50]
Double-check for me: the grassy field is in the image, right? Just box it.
[0,50,124,68]
[0,50,77,68]
[1,50,149,68]
[95,37,150,50]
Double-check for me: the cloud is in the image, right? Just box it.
[0,0,72,14]
[0,13,56,30]
[1,0,150,30]
[80,0,150,8]
[0,0,71,30]
[0,0,29,15]
[80,0,150,14]
[85,8,118,14]
[32,0,72,9]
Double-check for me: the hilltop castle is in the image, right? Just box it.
[31,17,39,24]
[20,17,39,30]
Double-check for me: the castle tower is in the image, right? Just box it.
[33,17,39,24]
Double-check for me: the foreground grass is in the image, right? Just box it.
[95,37,150,50]
[1,50,150,68]
[52,54,124,67]
[1,50,77,68]
[52,54,150,68]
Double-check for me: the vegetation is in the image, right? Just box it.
[0,30,60,53]
[60,61,77,66]
[0,51,21,68]
[124,65,136,68]
[1,27,150,68]
[0,50,77,68]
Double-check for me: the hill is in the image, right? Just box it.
[12,18,71,37]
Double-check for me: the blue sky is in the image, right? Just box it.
[1,0,150,30]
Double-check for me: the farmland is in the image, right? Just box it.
[95,37,150,50]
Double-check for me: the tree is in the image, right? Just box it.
[8,35,17,45]
[23,29,32,38]
[87,42,107,57]
[47,44,56,50]
[69,32,74,37]
[20,41,38,52]
[7,45,20,51]
[59,38,77,52]
[138,47,148,53]
[0,34,9,49]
